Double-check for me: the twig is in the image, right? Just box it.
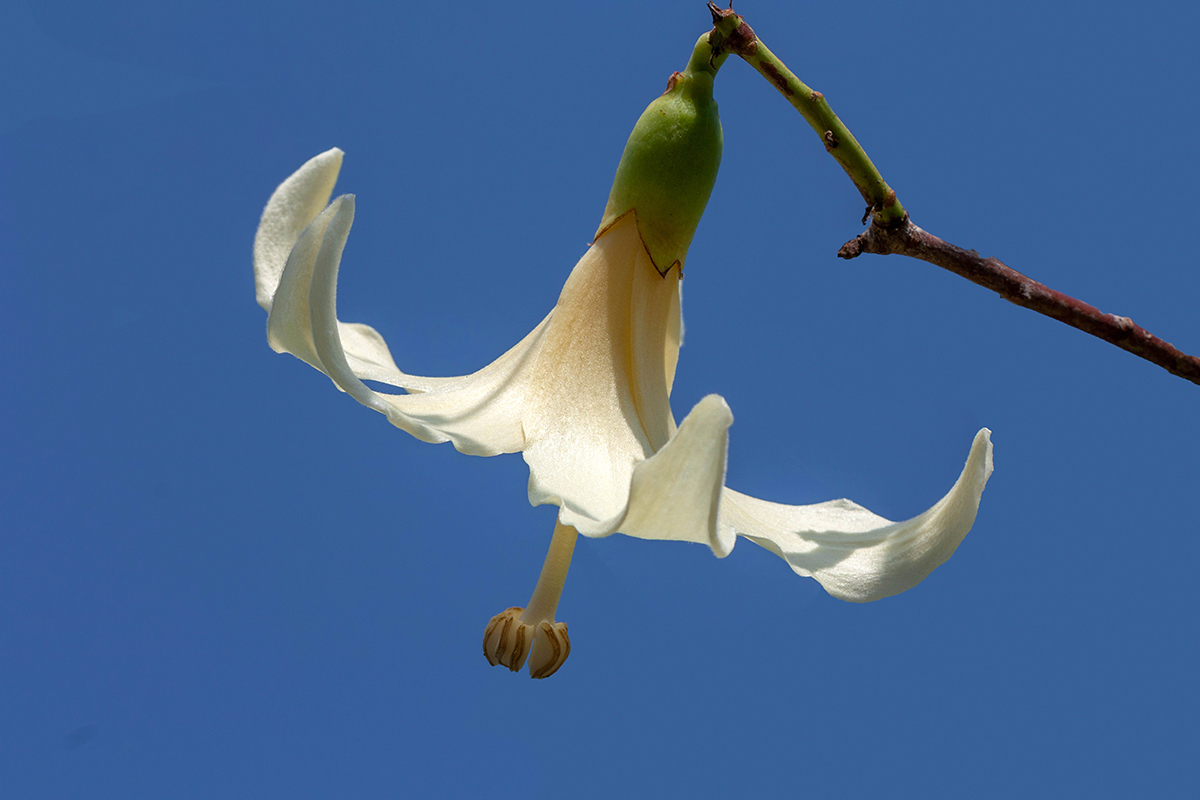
[706,4,904,227]
[706,4,1200,387]
[840,221,1200,384]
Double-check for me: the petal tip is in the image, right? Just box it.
[693,393,734,426]
[254,148,349,311]
[306,147,345,175]
[971,427,995,482]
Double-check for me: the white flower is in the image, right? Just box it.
[253,147,993,677]
[254,30,990,679]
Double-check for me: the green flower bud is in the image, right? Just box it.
[597,34,724,275]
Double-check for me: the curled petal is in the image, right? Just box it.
[266,198,432,391]
[257,154,685,515]
[256,149,411,387]
[255,155,543,456]
[300,194,542,455]
[604,394,735,556]
[254,148,343,313]
[719,428,994,602]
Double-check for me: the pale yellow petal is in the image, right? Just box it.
[629,214,680,448]
[253,148,343,312]
[719,429,994,602]
[257,151,408,386]
[664,279,682,397]
[523,213,681,526]
[610,394,734,555]
[265,201,411,392]
[368,317,550,455]
[301,194,536,456]
[265,201,336,372]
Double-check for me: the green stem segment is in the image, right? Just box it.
[706,4,906,227]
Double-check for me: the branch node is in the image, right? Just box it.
[1107,314,1135,331]
[706,3,758,58]
[838,235,867,260]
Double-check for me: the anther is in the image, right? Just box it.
[528,621,571,679]
[481,521,578,678]
[482,607,534,671]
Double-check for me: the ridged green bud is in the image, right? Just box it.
[596,34,724,275]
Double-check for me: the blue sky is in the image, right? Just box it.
[3,1,1198,797]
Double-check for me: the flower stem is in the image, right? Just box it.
[522,520,578,624]
[706,3,905,226]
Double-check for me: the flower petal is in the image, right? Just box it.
[255,154,543,456]
[265,200,336,372]
[299,194,539,456]
[265,199,415,388]
[253,148,343,313]
[719,428,994,602]
[258,158,687,517]
[608,394,735,556]
[522,213,681,526]
[257,151,411,388]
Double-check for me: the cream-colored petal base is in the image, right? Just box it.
[254,153,683,497]
[523,212,680,527]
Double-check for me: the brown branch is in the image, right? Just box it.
[706,3,1200,387]
[839,218,1200,385]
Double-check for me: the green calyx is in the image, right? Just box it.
[596,33,725,275]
